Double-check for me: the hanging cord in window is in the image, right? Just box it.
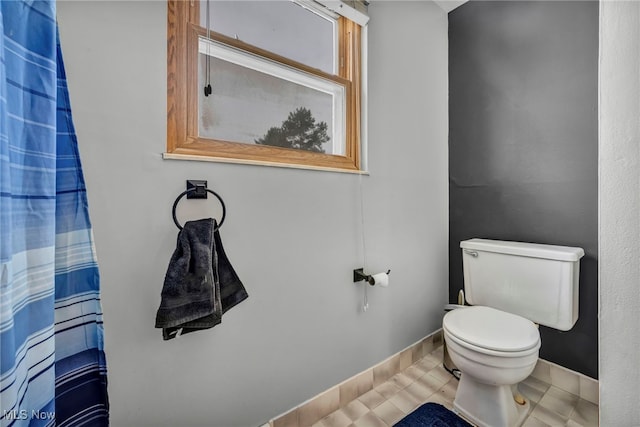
[359,173,369,312]
[204,0,212,97]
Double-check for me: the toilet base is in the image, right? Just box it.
[453,373,529,427]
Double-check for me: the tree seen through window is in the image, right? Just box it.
[255,107,329,153]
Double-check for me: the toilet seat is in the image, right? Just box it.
[444,306,540,354]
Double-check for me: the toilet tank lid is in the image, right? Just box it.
[461,239,584,262]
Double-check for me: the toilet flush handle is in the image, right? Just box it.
[464,249,478,257]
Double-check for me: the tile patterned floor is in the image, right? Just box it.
[311,346,599,427]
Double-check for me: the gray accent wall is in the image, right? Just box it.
[448,1,599,379]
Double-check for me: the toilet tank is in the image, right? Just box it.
[460,239,584,331]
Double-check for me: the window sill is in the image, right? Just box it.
[162,152,369,175]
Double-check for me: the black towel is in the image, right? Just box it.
[155,218,248,340]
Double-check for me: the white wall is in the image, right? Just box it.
[55,2,449,426]
[598,1,640,425]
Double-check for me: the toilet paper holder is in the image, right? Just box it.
[353,268,391,286]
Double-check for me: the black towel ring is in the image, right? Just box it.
[172,187,226,231]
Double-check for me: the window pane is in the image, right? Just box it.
[198,39,345,155]
[199,0,336,74]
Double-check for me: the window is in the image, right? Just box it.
[166,1,368,172]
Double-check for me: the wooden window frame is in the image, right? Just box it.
[166,0,363,172]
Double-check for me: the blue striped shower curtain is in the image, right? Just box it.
[0,2,109,426]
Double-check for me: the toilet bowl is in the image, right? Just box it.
[448,239,583,427]
[443,305,541,427]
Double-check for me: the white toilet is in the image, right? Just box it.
[443,238,584,427]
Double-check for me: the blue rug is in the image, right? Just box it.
[394,403,472,427]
